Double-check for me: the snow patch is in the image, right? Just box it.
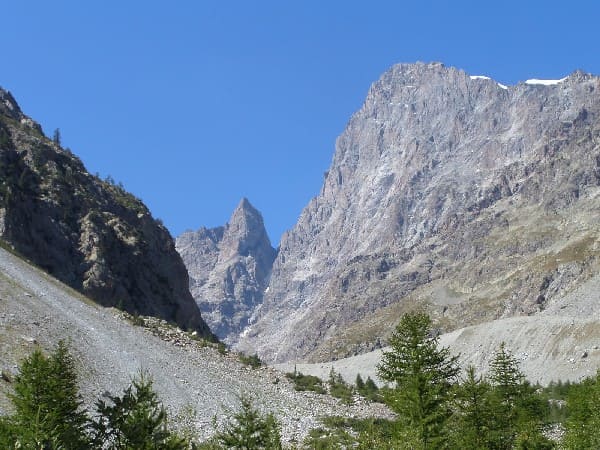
[525,77,568,86]
[471,75,509,90]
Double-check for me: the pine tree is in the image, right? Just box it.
[92,370,187,449]
[488,342,552,449]
[215,394,282,449]
[4,341,90,449]
[53,128,61,145]
[451,366,495,449]
[377,312,459,448]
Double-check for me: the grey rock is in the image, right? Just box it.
[177,198,276,343]
[237,62,600,363]
[0,87,213,338]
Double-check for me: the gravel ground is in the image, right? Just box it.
[0,247,390,444]
[277,274,600,386]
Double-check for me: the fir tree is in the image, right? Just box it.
[377,312,459,448]
[92,370,187,449]
[488,342,552,449]
[215,394,282,449]
[3,341,90,449]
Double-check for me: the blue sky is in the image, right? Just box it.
[3,1,599,244]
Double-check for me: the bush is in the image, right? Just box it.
[328,369,354,405]
[286,369,326,394]
[238,353,262,369]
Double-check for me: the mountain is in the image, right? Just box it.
[0,88,212,338]
[176,198,276,343]
[0,245,386,442]
[236,62,600,363]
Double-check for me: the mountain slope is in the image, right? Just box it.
[0,246,387,442]
[0,88,211,336]
[237,62,600,363]
[176,198,276,343]
[276,273,600,386]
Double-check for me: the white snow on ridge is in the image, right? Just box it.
[470,75,509,90]
[525,77,568,86]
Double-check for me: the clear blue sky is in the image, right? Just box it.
[3,1,599,245]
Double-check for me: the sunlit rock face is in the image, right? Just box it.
[177,198,276,343]
[236,62,600,363]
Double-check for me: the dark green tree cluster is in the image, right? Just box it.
[563,372,600,449]
[0,342,187,449]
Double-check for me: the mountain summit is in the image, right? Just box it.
[235,62,600,362]
[176,198,276,343]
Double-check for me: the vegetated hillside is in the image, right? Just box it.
[0,88,211,336]
[0,246,387,442]
[237,62,600,363]
[176,198,276,344]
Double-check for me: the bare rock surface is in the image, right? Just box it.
[276,273,600,386]
[0,247,389,443]
[176,198,276,343]
[0,88,211,337]
[238,62,600,363]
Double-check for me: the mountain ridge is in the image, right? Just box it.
[234,62,600,362]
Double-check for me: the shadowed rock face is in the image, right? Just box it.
[0,88,213,339]
[176,198,276,343]
[236,62,600,363]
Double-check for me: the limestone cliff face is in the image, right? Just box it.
[237,62,600,362]
[0,88,213,338]
[176,198,276,343]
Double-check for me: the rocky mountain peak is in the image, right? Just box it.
[176,198,276,343]
[235,62,600,363]
[222,197,271,258]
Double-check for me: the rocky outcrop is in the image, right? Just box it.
[0,87,213,338]
[176,198,276,343]
[237,62,600,363]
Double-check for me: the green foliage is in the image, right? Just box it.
[485,342,553,449]
[91,370,187,449]
[286,369,326,394]
[377,312,459,448]
[327,368,354,405]
[1,340,90,449]
[355,373,382,402]
[217,342,228,355]
[238,353,263,369]
[213,394,282,449]
[563,372,600,449]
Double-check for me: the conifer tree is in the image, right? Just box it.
[3,341,89,449]
[451,365,495,449]
[563,372,600,449]
[92,370,187,449]
[215,394,282,449]
[377,312,459,448]
[488,342,552,449]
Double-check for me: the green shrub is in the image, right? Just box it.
[286,369,326,394]
[238,353,263,369]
